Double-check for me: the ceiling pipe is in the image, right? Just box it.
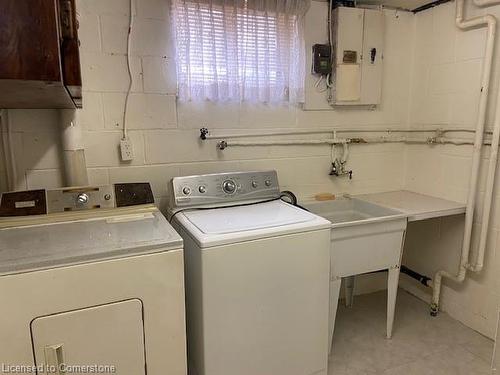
[473,0,500,6]
[430,0,497,316]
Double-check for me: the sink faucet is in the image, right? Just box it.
[330,158,352,179]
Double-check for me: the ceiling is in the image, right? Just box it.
[357,0,439,11]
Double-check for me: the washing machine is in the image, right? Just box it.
[168,171,331,375]
[0,183,187,375]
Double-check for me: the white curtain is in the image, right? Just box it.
[172,0,309,103]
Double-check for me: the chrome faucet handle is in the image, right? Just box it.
[330,158,352,179]
[330,161,339,176]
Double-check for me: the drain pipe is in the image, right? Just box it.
[468,1,500,273]
[59,110,88,187]
[431,0,497,315]
[470,91,500,272]
[0,109,17,191]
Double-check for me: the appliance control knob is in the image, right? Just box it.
[222,179,237,194]
[182,186,191,195]
[265,179,272,187]
[251,181,258,188]
[199,185,207,194]
[76,193,89,205]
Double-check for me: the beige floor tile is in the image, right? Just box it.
[329,290,493,375]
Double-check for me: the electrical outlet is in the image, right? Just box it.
[120,138,134,161]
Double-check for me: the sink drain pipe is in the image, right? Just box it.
[431,0,498,316]
[365,266,432,287]
[401,266,432,287]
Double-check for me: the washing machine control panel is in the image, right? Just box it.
[171,170,280,208]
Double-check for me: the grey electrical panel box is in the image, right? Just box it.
[331,7,384,106]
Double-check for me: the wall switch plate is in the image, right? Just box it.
[120,138,134,161]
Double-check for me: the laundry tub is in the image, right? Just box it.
[303,197,407,351]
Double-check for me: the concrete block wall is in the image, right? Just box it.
[1,0,413,207]
[403,1,500,339]
[1,0,498,340]
[4,0,500,338]
[0,0,415,297]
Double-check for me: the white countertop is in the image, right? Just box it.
[354,190,466,222]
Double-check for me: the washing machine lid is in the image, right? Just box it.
[0,209,183,276]
[174,200,331,247]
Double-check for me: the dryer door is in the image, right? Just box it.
[31,299,146,375]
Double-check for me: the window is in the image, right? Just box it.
[171,0,309,103]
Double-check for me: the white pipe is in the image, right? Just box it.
[470,0,500,274]
[223,139,350,147]
[471,90,500,272]
[341,142,349,163]
[218,137,481,148]
[431,0,497,313]
[0,110,17,191]
[473,0,500,6]
[202,127,482,140]
[5,110,17,191]
[59,110,88,187]
[330,137,350,166]
[0,110,12,190]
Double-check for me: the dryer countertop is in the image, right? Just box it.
[0,209,182,276]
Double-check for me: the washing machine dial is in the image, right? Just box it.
[222,179,237,194]
[182,186,191,195]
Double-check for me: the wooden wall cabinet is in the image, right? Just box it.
[0,0,82,109]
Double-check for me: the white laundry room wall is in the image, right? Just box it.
[0,0,414,295]
[402,1,500,339]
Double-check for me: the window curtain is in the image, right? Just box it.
[171,0,310,103]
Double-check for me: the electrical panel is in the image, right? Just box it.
[312,44,332,75]
[331,7,384,106]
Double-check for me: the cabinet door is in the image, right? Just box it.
[0,0,61,82]
[31,300,146,375]
[360,8,384,105]
[0,0,81,108]
[58,0,82,105]
[334,7,363,103]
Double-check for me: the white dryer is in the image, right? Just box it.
[0,183,187,375]
[168,171,331,375]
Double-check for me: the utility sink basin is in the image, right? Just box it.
[303,196,407,278]
[303,197,407,229]
[302,196,408,348]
